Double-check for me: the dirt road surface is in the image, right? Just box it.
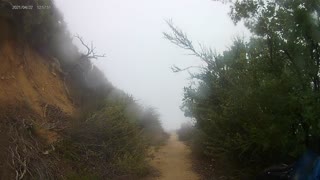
[149,133,200,180]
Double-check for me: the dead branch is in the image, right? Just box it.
[40,104,70,131]
[63,76,73,103]
[43,103,48,118]
[9,143,28,180]
[6,117,53,180]
[171,65,206,72]
[66,35,106,94]
[74,35,106,60]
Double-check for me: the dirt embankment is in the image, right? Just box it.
[0,17,74,143]
[148,133,200,180]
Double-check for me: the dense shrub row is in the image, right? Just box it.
[58,95,166,179]
[170,0,320,179]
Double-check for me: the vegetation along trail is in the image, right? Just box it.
[149,133,200,180]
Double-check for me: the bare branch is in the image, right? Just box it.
[171,65,206,72]
[74,35,106,60]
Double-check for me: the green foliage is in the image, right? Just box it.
[138,107,169,146]
[56,94,166,179]
[2,0,62,47]
[177,122,195,142]
[166,0,320,179]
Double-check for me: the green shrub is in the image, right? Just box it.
[56,96,150,178]
[56,94,167,179]
[177,122,194,142]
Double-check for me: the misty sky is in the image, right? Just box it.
[54,0,248,130]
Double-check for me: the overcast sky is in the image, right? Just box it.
[54,0,248,130]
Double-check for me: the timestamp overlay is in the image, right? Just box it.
[37,5,51,10]
[11,5,51,10]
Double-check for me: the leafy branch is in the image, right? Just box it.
[163,20,216,72]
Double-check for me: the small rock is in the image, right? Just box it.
[43,150,49,155]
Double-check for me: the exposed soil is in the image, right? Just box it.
[0,40,74,115]
[0,17,76,179]
[148,133,200,180]
[0,18,75,144]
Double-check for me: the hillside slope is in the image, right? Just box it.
[0,17,74,142]
[0,17,77,179]
[0,24,74,115]
[0,2,168,179]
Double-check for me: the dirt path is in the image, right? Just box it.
[149,133,200,180]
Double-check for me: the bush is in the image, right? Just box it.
[139,107,168,146]
[56,94,167,179]
[56,96,150,178]
[177,122,194,142]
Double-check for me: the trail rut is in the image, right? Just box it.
[149,133,200,180]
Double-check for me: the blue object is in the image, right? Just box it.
[293,150,320,180]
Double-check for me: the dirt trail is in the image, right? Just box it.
[149,133,200,180]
